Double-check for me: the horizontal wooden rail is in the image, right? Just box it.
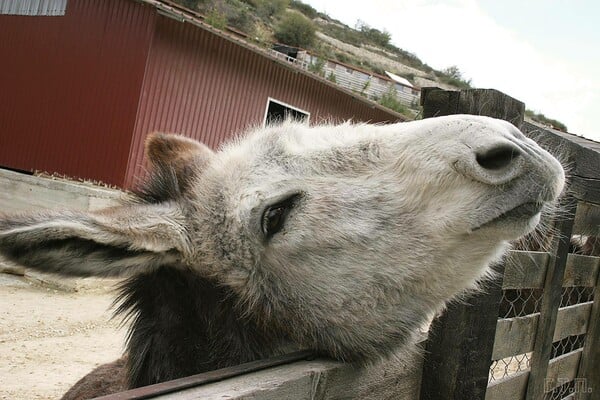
[503,251,599,290]
[95,351,315,400]
[563,254,600,287]
[151,351,424,400]
[492,302,592,360]
[486,369,529,400]
[486,349,583,400]
[503,251,548,289]
[545,349,583,392]
[94,342,426,400]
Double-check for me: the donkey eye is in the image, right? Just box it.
[262,206,287,237]
[261,194,301,239]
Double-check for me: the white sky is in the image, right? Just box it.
[302,0,600,142]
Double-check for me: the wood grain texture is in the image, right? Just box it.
[492,302,592,360]
[503,251,549,289]
[563,254,600,287]
[152,353,424,400]
[420,88,525,128]
[570,176,600,206]
[522,121,600,182]
[485,370,529,400]
[576,267,600,400]
[545,349,583,392]
[0,168,122,213]
[502,252,598,289]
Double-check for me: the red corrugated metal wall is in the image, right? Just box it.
[126,14,400,186]
[0,0,156,186]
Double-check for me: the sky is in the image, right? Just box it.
[302,0,600,142]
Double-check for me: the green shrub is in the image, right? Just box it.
[356,20,391,48]
[379,86,408,115]
[308,57,325,76]
[289,0,318,19]
[438,65,472,89]
[256,0,289,19]
[274,11,316,48]
[525,110,568,131]
[361,79,371,94]
[205,8,227,29]
[227,6,255,33]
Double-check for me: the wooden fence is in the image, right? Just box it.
[419,88,599,400]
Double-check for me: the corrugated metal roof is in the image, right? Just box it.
[0,0,67,15]
[385,71,414,88]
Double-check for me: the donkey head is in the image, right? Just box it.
[0,115,564,361]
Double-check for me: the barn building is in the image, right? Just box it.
[0,0,402,188]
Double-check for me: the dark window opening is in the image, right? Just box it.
[264,99,309,126]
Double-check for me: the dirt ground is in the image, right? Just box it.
[0,271,127,400]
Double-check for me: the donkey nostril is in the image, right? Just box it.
[475,144,521,171]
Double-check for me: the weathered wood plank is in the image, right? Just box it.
[485,370,529,400]
[573,201,600,235]
[0,167,122,213]
[525,196,577,400]
[576,265,600,400]
[545,349,583,392]
[95,351,315,400]
[151,353,423,400]
[420,88,525,128]
[502,251,598,289]
[522,121,600,183]
[563,254,600,287]
[570,176,600,206]
[493,313,538,361]
[492,302,592,360]
[503,251,549,289]
[554,302,593,342]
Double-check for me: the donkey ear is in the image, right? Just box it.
[0,202,190,277]
[145,133,215,192]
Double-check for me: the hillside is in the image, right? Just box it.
[171,0,567,129]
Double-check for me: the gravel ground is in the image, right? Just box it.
[0,273,127,400]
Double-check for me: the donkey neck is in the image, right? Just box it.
[114,266,281,388]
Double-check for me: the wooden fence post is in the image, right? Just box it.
[525,197,577,399]
[420,87,525,128]
[419,88,525,400]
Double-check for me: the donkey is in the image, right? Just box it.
[0,115,565,399]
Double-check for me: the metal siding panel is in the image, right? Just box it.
[0,0,156,186]
[0,0,67,15]
[126,14,400,186]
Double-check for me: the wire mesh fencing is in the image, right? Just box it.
[488,283,593,393]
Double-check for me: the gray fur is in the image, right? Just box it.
[0,115,565,396]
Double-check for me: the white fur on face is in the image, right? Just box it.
[187,115,564,360]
